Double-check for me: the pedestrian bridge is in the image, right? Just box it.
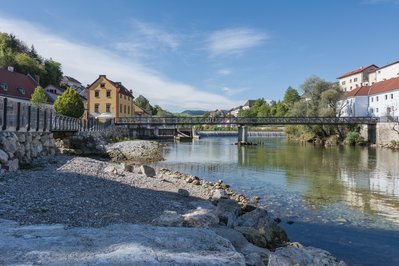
[115,116,379,126]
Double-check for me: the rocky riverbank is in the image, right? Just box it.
[0,140,346,265]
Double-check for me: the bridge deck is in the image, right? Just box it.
[115,116,378,126]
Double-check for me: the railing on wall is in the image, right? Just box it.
[0,97,108,132]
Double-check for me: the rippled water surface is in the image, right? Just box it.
[152,137,399,265]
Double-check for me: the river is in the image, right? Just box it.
[152,136,399,265]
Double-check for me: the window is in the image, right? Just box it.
[124,105,126,113]
[17,87,25,95]
[350,79,352,83]
[0,82,8,91]
[120,104,122,113]
[124,95,126,100]
[371,97,374,102]
[94,104,99,113]
[391,93,394,99]
[106,90,111,97]
[95,90,99,97]
[106,103,111,112]
[354,78,358,82]
[342,81,346,85]
[376,108,379,113]
[378,70,381,74]
[128,106,130,114]
[376,96,379,101]
[100,83,105,88]
[120,93,122,98]
[385,95,388,100]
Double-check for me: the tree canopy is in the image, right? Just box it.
[134,95,154,114]
[0,32,63,87]
[54,87,84,118]
[30,86,48,108]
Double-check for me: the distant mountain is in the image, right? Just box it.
[181,110,208,116]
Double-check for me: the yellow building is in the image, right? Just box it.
[87,75,134,119]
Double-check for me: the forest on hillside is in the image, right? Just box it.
[0,32,63,87]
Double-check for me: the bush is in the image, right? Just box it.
[31,86,48,108]
[344,131,365,146]
[54,87,84,118]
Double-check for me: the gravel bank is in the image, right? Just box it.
[0,155,215,227]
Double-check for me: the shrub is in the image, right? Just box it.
[344,131,365,146]
[31,86,48,109]
[54,87,84,118]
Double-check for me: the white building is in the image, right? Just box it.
[368,77,399,117]
[338,64,378,92]
[338,86,370,117]
[368,60,399,84]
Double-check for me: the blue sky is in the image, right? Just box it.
[1,0,399,111]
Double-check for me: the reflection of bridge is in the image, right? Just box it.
[115,116,379,143]
[115,116,379,126]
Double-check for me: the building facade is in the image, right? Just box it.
[337,65,378,92]
[87,75,134,119]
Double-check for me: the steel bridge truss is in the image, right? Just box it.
[115,116,379,126]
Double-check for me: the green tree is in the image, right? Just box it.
[54,87,84,118]
[134,95,154,114]
[283,86,300,107]
[41,59,63,87]
[31,86,48,108]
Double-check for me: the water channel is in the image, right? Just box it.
[152,136,399,266]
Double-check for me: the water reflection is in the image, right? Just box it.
[155,137,399,227]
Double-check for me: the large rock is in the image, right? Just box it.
[140,165,156,177]
[106,140,163,162]
[0,220,245,265]
[213,227,271,266]
[154,210,184,227]
[235,208,288,249]
[0,149,8,163]
[182,208,219,228]
[268,245,346,266]
[216,198,242,228]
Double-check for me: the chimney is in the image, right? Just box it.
[7,66,14,72]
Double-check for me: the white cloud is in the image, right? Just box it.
[217,68,232,76]
[130,19,180,50]
[207,27,267,57]
[361,0,399,5]
[221,87,247,96]
[0,16,241,111]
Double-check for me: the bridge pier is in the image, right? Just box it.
[238,125,248,143]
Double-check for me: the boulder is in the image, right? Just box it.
[235,208,288,249]
[0,149,8,163]
[213,227,271,266]
[182,208,219,228]
[106,140,163,162]
[178,189,190,197]
[216,199,241,228]
[212,189,228,201]
[268,245,346,266]
[140,165,156,177]
[154,211,184,227]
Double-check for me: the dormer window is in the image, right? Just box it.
[0,82,8,91]
[100,82,105,88]
[17,87,25,95]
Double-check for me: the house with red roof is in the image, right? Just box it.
[0,67,39,103]
[368,77,399,117]
[337,64,378,92]
[338,85,370,117]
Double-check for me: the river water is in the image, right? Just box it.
[152,136,399,265]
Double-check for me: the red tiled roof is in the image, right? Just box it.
[338,64,378,79]
[344,86,370,98]
[369,77,399,95]
[0,68,38,101]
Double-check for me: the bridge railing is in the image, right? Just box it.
[0,96,107,132]
[115,116,380,126]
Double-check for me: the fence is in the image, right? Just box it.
[0,97,108,132]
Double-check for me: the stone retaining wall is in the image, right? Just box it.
[0,126,131,172]
[376,122,399,146]
[0,132,56,172]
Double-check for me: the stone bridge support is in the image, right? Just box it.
[238,126,248,143]
[360,124,376,144]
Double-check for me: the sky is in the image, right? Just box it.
[0,0,399,112]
